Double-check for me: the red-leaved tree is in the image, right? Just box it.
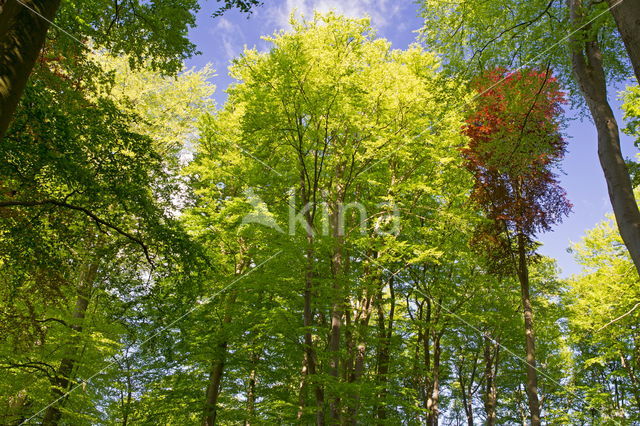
[461,67,571,425]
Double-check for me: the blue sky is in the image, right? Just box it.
[185,0,639,277]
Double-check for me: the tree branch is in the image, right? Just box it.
[0,198,153,264]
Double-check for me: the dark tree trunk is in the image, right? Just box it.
[345,288,374,425]
[567,0,640,277]
[306,241,325,425]
[203,291,237,426]
[374,276,395,423]
[457,347,479,426]
[0,0,62,139]
[425,332,441,426]
[516,233,541,426]
[458,366,473,426]
[606,0,640,84]
[297,175,324,424]
[122,359,132,426]
[42,262,99,425]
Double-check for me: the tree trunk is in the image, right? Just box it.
[425,332,441,426]
[345,286,374,425]
[42,262,99,425]
[297,351,310,421]
[0,0,62,139]
[483,336,499,426]
[457,365,473,426]
[119,353,133,426]
[328,203,345,422]
[567,0,640,277]
[203,291,238,426]
[374,275,395,423]
[516,233,541,425]
[245,351,258,425]
[299,234,325,425]
[457,347,479,426]
[297,161,324,424]
[606,0,640,84]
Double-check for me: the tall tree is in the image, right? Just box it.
[187,12,472,423]
[567,213,640,421]
[420,0,640,277]
[566,0,640,275]
[461,67,571,424]
[0,49,213,423]
[605,0,640,83]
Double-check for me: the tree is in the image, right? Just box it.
[461,67,571,424]
[605,0,640,84]
[186,12,472,424]
[2,5,618,424]
[0,0,261,139]
[567,213,640,421]
[0,49,213,423]
[419,0,640,278]
[566,0,640,276]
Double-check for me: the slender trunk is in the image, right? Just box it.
[421,299,432,425]
[464,400,473,426]
[42,262,99,425]
[245,352,258,425]
[374,305,388,422]
[346,341,366,424]
[121,356,133,426]
[343,307,354,384]
[568,0,640,277]
[203,291,238,426]
[375,276,395,423]
[297,351,309,420]
[606,0,640,84]
[620,353,640,410]
[0,0,62,139]
[297,162,324,424]
[300,234,324,425]
[426,332,441,426]
[516,233,541,425]
[328,203,345,422]
[483,336,499,426]
[457,348,479,426]
[345,288,374,425]
[457,365,473,426]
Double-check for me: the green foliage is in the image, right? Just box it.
[419,0,631,101]
[0,46,214,423]
[1,4,636,425]
[566,214,640,421]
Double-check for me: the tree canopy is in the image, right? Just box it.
[1,2,640,425]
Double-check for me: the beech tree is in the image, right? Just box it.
[3,5,640,425]
[0,48,213,423]
[186,13,473,424]
[420,0,640,278]
[461,67,571,424]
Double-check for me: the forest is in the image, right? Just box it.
[1,0,640,424]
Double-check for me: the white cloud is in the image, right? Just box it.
[210,17,244,61]
[266,0,400,31]
[216,17,236,32]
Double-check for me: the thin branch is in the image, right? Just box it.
[0,199,153,264]
[596,303,640,333]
